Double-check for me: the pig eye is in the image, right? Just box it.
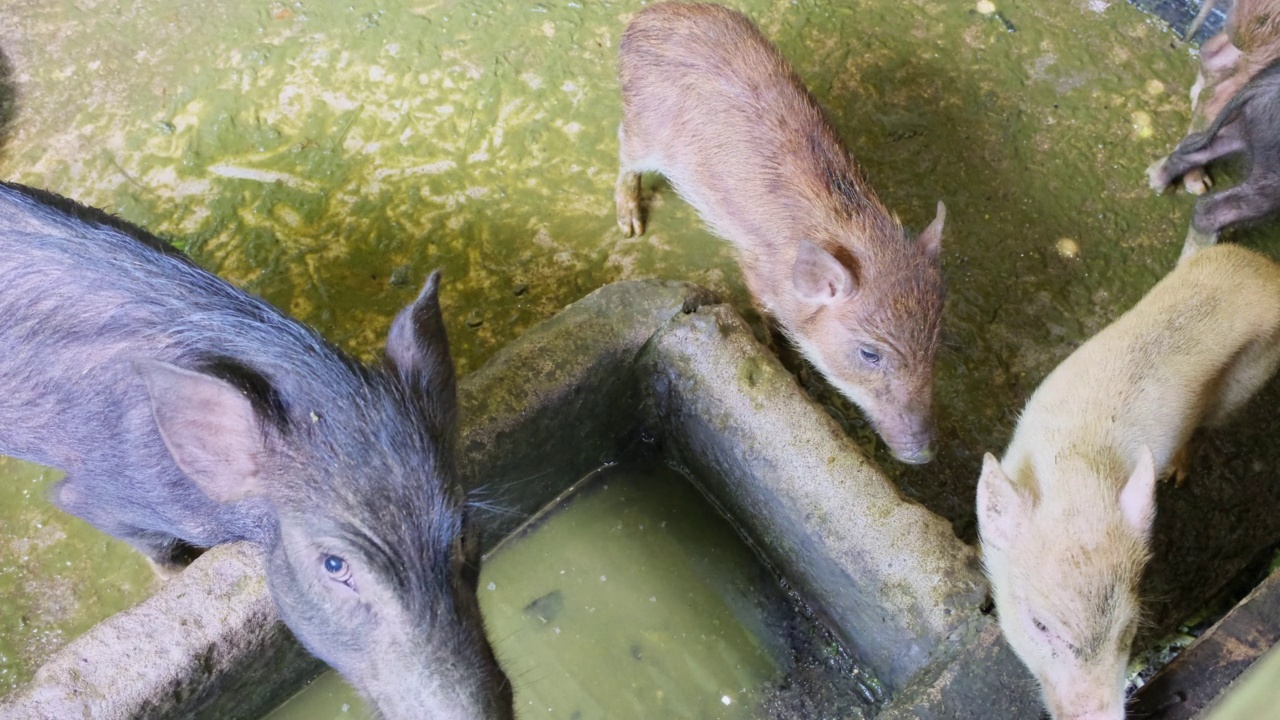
[323,554,352,584]
[1032,617,1049,634]
[858,347,882,366]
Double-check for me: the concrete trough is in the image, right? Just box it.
[1,278,1277,720]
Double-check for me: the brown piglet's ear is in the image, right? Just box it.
[793,240,858,303]
[917,201,945,258]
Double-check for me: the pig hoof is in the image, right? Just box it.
[1168,443,1194,487]
[1183,168,1211,196]
[1145,158,1173,192]
[617,207,644,237]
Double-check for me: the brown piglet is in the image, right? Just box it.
[616,2,946,464]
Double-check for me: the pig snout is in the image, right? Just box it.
[1042,672,1127,720]
[876,408,935,465]
[1053,702,1125,720]
[888,435,934,465]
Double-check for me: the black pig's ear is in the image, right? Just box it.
[134,359,267,504]
[386,269,458,434]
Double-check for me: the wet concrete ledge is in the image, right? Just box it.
[639,305,988,690]
[1131,565,1280,719]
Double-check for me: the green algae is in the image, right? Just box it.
[0,458,153,693]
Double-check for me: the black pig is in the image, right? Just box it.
[1149,60,1280,242]
[0,183,513,719]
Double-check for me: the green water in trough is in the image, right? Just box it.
[265,464,874,720]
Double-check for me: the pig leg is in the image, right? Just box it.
[1192,172,1280,233]
[1183,168,1213,196]
[52,476,199,578]
[1179,223,1219,263]
[1202,326,1280,426]
[1199,34,1240,79]
[1167,441,1194,487]
[1147,120,1245,192]
[615,125,645,237]
[1164,35,1241,195]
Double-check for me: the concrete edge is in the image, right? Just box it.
[0,543,320,720]
[1130,566,1280,719]
[638,304,988,691]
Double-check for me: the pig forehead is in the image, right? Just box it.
[848,275,943,338]
[839,305,942,358]
[1015,543,1142,615]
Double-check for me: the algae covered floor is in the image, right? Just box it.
[1,0,1279,698]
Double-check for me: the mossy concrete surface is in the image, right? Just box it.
[455,279,716,545]
[0,543,319,720]
[875,622,1043,720]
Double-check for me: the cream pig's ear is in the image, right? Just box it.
[1120,446,1157,539]
[976,453,1028,550]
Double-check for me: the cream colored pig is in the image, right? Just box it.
[977,243,1280,720]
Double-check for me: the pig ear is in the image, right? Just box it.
[917,201,945,259]
[976,453,1027,549]
[793,240,858,303]
[386,269,458,434]
[134,360,267,504]
[1119,446,1157,538]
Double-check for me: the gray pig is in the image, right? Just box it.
[1151,62,1280,258]
[1150,0,1280,197]
[977,243,1280,720]
[615,2,946,464]
[0,183,513,719]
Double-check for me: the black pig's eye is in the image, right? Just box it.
[1032,618,1048,633]
[858,347,881,366]
[323,554,352,585]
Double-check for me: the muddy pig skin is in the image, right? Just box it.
[616,2,946,464]
[977,244,1280,720]
[1149,0,1280,197]
[0,183,513,720]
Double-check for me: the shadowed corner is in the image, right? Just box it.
[0,44,18,160]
